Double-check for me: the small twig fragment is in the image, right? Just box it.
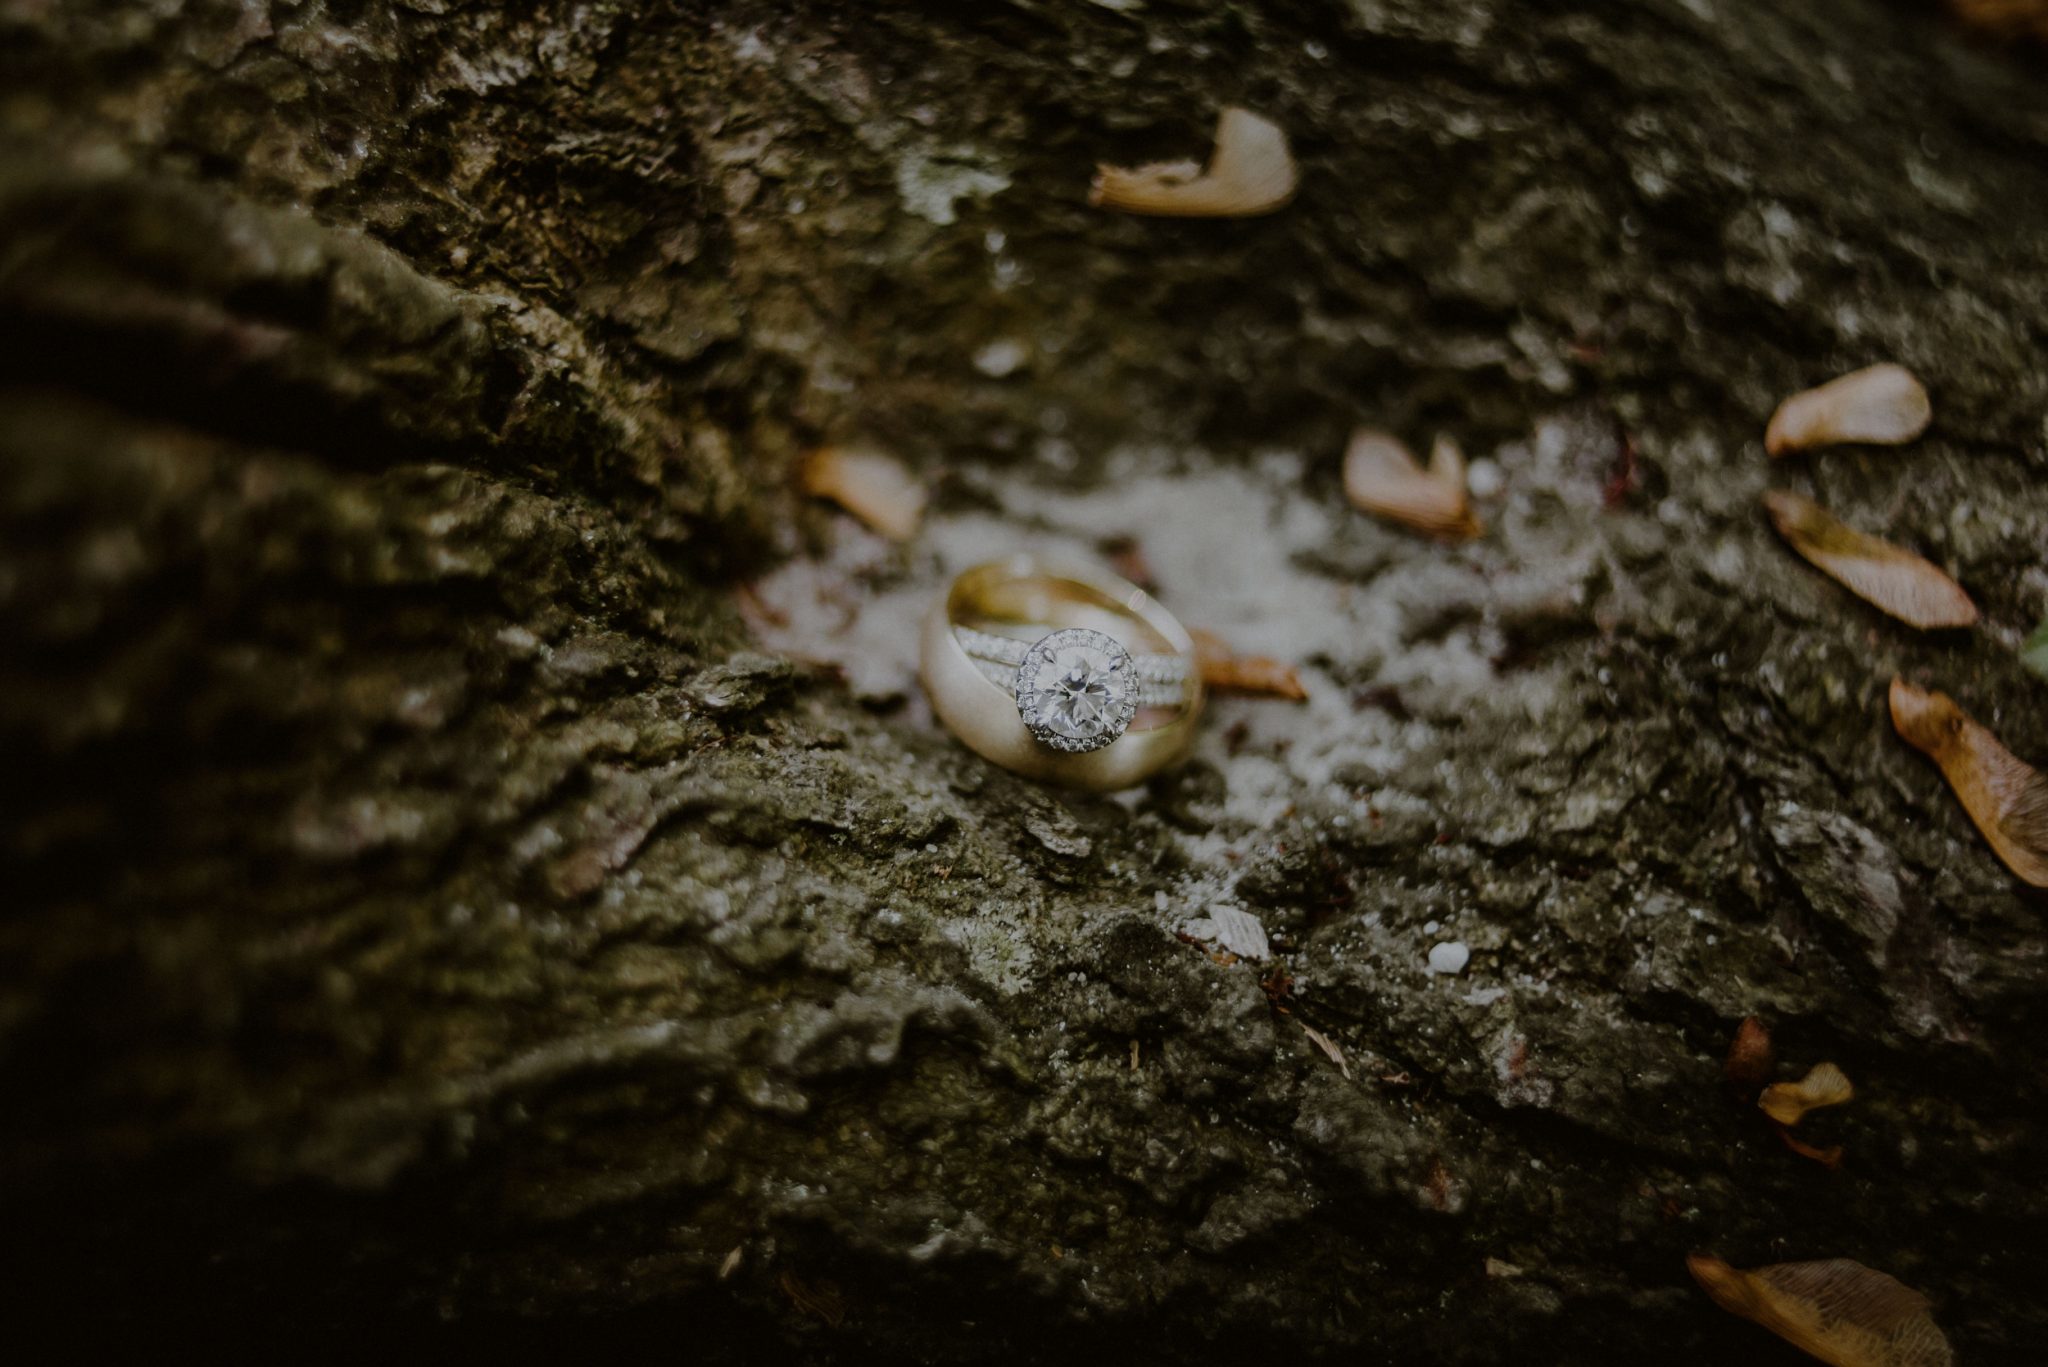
[1766,363,1931,456]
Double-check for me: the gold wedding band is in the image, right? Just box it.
[919,556,1205,791]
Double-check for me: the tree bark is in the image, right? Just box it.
[3,0,2046,1361]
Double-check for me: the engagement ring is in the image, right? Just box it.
[919,557,1204,789]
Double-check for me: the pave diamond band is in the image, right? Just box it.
[919,556,1205,790]
[966,653,1189,710]
[956,625,1191,685]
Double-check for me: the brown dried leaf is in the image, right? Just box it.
[1774,1121,1846,1170]
[1724,1015,1776,1092]
[1766,364,1931,456]
[1687,1255,1953,1367]
[1890,678,2048,887]
[800,444,926,540]
[1090,107,1296,217]
[1760,1062,1855,1126]
[1343,430,1482,541]
[1190,628,1309,700]
[1300,1023,1351,1079]
[1763,491,1976,629]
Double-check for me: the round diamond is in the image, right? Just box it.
[1014,628,1139,753]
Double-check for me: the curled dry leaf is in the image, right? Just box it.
[1687,1256,1953,1367]
[800,444,927,540]
[1760,1062,1855,1126]
[1890,678,2048,887]
[1724,1015,1776,1092]
[1190,628,1308,700]
[1343,430,1482,541]
[1766,363,1931,457]
[1090,106,1297,217]
[1762,490,1976,629]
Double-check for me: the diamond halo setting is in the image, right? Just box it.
[1013,627,1140,753]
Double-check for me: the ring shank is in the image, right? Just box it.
[948,556,1191,657]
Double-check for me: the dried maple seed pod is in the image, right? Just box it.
[1890,678,2048,887]
[1687,1255,1953,1367]
[800,444,927,540]
[1343,429,1482,541]
[1190,628,1308,700]
[1765,363,1931,456]
[1090,107,1297,217]
[1759,1061,1854,1126]
[1762,490,1976,629]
